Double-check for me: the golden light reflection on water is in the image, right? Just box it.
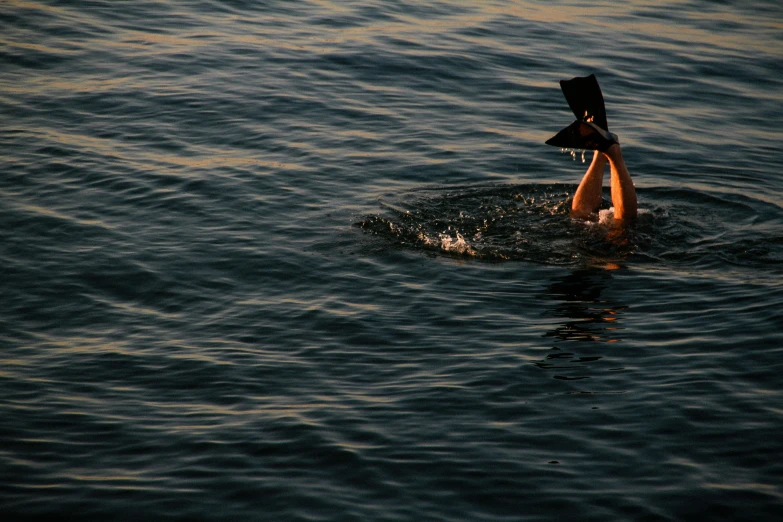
[19,126,308,173]
[3,76,141,95]
[7,0,780,62]
[295,0,783,59]
[6,0,65,14]
[0,37,76,57]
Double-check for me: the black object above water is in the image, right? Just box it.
[545,74,619,151]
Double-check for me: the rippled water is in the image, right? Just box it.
[2,1,782,520]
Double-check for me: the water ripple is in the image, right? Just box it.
[2,0,783,520]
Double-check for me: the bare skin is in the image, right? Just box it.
[570,143,637,223]
[571,149,607,219]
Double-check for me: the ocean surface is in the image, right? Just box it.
[2,1,782,520]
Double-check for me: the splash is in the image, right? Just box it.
[354,183,782,270]
[598,208,614,225]
[356,184,637,265]
[354,178,783,271]
[438,229,476,256]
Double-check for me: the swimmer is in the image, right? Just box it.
[545,74,637,223]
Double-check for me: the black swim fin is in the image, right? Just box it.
[560,74,609,131]
[545,120,618,151]
[545,74,618,151]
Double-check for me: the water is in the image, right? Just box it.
[2,1,782,520]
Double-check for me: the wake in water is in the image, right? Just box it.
[356,183,783,272]
[356,183,644,266]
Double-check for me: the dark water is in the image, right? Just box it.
[2,1,782,520]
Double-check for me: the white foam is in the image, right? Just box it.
[439,231,476,256]
[598,208,615,225]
